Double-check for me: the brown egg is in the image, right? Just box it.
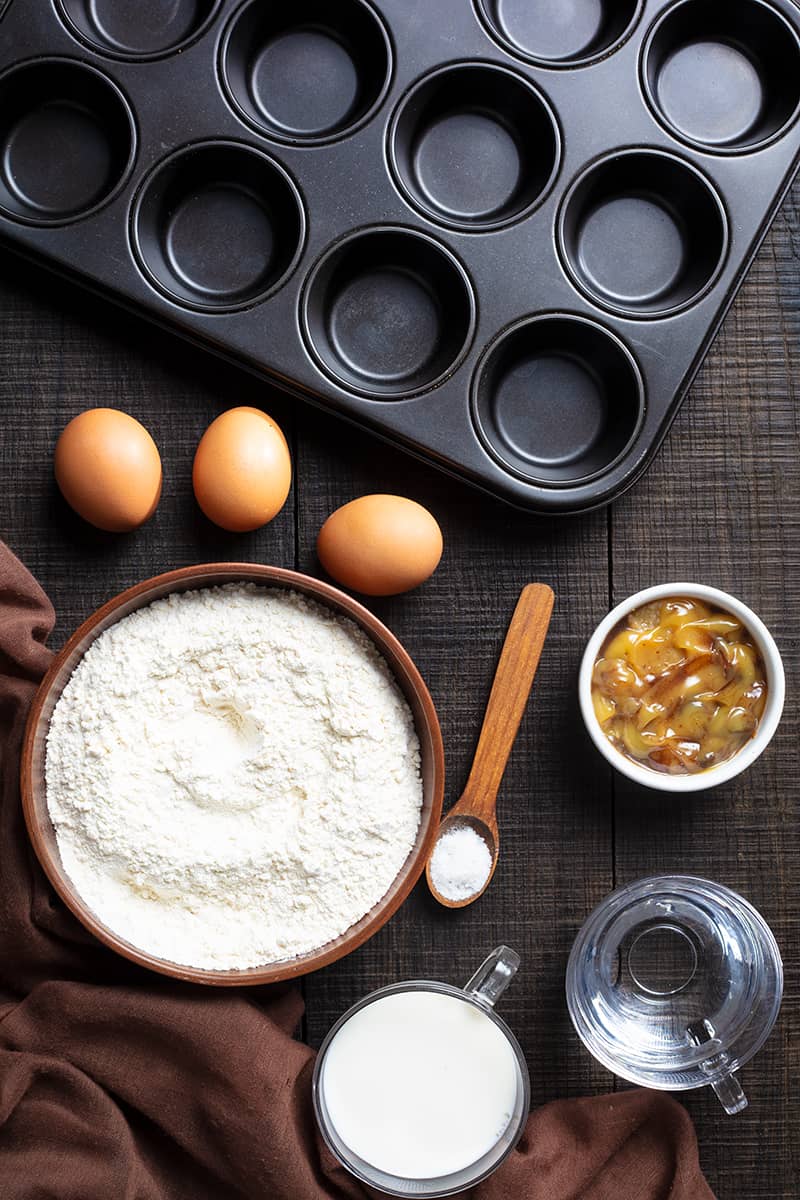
[54,408,162,533]
[317,495,443,596]
[192,407,291,532]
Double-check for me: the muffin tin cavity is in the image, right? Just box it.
[56,0,220,60]
[0,59,134,225]
[558,150,728,318]
[472,316,644,484]
[220,0,391,145]
[303,228,475,398]
[475,0,643,67]
[642,0,800,153]
[131,142,305,312]
[1,0,799,512]
[388,64,560,232]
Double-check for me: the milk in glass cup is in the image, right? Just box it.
[312,946,529,1197]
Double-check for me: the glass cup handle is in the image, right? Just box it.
[709,1073,748,1116]
[464,945,521,1008]
[686,1019,748,1115]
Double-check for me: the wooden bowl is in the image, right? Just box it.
[21,564,445,986]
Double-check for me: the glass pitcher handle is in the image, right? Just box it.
[686,1019,748,1115]
[464,945,521,1008]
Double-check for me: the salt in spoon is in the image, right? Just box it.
[426,583,554,909]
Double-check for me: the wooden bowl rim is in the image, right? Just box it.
[20,563,445,986]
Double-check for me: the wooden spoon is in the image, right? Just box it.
[426,583,555,909]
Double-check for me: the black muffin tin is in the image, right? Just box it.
[1,0,799,513]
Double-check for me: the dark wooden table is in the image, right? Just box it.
[1,176,798,1198]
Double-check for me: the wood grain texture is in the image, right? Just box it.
[425,582,554,907]
[609,190,800,1197]
[0,174,798,1197]
[0,248,298,641]
[295,409,614,1104]
[459,583,555,825]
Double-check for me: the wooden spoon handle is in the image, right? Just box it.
[459,583,554,822]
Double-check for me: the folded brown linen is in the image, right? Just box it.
[0,542,716,1199]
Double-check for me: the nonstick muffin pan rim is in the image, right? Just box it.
[129,138,308,314]
[470,311,648,489]
[299,222,478,399]
[640,0,800,157]
[217,0,396,147]
[0,54,138,227]
[555,146,731,321]
[385,58,563,233]
[473,0,648,70]
[54,0,226,63]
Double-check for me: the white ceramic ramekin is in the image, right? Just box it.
[578,583,785,793]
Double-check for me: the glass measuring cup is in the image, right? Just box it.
[566,875,783,1113]
[313,946,530,1197]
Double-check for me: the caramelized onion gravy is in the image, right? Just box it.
[591,596,768,775]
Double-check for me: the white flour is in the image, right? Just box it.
[45,585,423,970]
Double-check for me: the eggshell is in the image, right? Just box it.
[317,495,443,596]
[192,407,291,532]
[54,408,162,533]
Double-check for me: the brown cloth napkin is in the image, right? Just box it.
[0,542,716,1199]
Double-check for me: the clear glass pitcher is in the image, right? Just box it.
[313,946,530,1197]
[566,875,783,1114]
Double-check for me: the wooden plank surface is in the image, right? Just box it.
[295,410,612,1102]
[608,192,800,1198]
[1,178,798,1197]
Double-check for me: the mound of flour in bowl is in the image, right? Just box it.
[45,584,423,970]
